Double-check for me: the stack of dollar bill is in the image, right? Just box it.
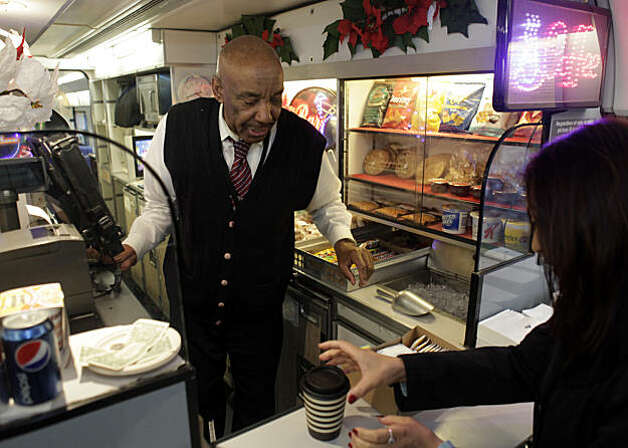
[79,319,175,372]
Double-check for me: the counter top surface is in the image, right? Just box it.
[0,326,185,430]
[219,398,533,448]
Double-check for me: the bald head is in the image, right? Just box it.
[212,35,284,144]
[217,35,282,80]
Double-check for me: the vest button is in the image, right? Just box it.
[228,221,235,228]
[224,253,231,260]
[220,280,228,286]
[215,320,222,326]
[217,302,225,308]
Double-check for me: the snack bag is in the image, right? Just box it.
[469,84,520,137]
[439,83,485,132]
[382,80,421,130]
[361,82,393,127]
[513,111,543,138]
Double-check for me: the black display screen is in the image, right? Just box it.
[0,158,48,193]
[494,0,611,111]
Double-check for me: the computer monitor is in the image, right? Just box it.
[493,0,611,111]
[132,135,153,178]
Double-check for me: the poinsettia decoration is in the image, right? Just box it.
[323,0,487,59]
[225,15,299,65]
[0,29,58,131]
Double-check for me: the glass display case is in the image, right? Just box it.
[340,74,547,347]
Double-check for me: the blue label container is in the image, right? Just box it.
[2,310,62,405]
[441,204,471,234]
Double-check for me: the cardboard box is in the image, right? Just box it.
[347,325,461,415]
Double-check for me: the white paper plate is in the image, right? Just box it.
[85,326,181,377]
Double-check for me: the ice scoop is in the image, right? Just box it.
[375,287,434,317]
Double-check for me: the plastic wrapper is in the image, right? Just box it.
[382,80,420,130]
[469,84,520,137]
[513,111,543,138]
[361,82,392,127]
[439,83,485,132]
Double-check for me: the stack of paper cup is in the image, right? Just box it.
[300,365,350,441]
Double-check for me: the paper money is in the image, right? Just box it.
[129,319,169,345]
[138,333,174,365]
[88,342,150,371]
[79,345,110,366]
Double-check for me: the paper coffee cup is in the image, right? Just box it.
[300,365,350,441]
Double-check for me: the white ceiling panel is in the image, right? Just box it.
[30,23,93,56]
[151,0,318,31]
[0,0,69,43]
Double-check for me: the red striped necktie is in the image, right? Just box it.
[228,137,253,200]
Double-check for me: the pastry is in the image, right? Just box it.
[417,154,450,182]
[363,149,391,175]
[349,201,379,212]
[395,150,418,179]
[374,207,408,219]
[400,213,440,226]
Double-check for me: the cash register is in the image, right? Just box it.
[0,135,124,316]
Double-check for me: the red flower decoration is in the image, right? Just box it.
[15,31,26,60]
[338,19,361,48]
[262,29,284,49]
[361,0,389,53]
[393,0,431,35]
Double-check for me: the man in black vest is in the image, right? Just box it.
[115,36,374,439]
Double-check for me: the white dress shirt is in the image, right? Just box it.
[124,104,353,259]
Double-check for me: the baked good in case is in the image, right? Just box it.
[400,213,440,226]
[395,150,418,179]
[349,201,379,212]
[417,154,450,182]
[363,149,391,175]
[374,207,408,219]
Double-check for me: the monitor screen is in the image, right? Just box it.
[494,0,611,111]
[133,135,153,177]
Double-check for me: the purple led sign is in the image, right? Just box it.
[494,0,611,111]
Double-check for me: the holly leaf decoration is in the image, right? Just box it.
[340,0,365,23]
[416,26,429,43]
[324,20,342,38]
[242,15,267,36]
[348,42,358,57]
[323,34,340,60]
[278,37,300,64]
[231,24,246,39]
[263,17,276,33]
[403,32,416,51]
[440,0,488,37]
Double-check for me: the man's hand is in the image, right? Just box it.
[113,244,138,271]
[334,239,374,287]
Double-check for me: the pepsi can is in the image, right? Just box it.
[2,310,62,405]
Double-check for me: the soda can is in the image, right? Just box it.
[2,310,62,405]
[0,344,9,406]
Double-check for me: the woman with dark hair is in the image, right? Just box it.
[320,119,628,447]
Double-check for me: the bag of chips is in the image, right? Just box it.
[439,83,485,132]
[413,83,446,132]
[469,84,520,137]
[361,82,393,128]
[512,111,543,138]
[382,80,421,130]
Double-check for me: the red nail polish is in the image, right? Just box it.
[352,428,358,436]
[348,432,352,438]
[348,444,353,448]
[348,394,356,404]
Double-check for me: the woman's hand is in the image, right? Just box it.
[319,340,406,403]
[349,416,443,448]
